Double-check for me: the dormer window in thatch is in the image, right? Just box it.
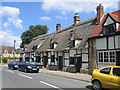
[32,46,37,51]
[50,42,58,49]
[70,40,75,48]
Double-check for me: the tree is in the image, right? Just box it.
[20,25,48,48]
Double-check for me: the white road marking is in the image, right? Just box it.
[40,81,60,89]
[18,73,33,79]
[6,70,14,73]
[0,68,2,71]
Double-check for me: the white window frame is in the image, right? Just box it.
[98,50,116,64]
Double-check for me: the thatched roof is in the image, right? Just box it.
[53,29,72,51]
[36,33,55,52]
[26,17,96,53]
[25,34,51,53]
[71,17,96,49]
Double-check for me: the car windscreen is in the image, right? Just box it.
[26,62,35,65]
[10,62,19,64]
[113,68,120,77]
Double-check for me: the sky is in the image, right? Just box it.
[0,0,120,48]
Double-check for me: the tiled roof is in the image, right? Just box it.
[89,10,120,38]
[0,46,15,54]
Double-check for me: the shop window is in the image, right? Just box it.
[98,51,116,63]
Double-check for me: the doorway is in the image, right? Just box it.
[43,56,48,68]
[75,55,82,73]
[58,56,63,70]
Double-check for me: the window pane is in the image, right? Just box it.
[104,52,108,62]
[69,57,75,64]
[113,68,120,77]
[100,68,111,74]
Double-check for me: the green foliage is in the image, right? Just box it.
[20,25,48,48]
[1,57,20,63]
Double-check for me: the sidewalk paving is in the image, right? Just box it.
[40,69,91,82]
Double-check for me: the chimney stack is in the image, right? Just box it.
[56,24,61,31]
[74,13,80,25]
[96,4,104,24]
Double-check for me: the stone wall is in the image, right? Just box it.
[63,66,76,73]
[47,65,59,71]
[88,39,97,74]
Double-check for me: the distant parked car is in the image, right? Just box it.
[91,66,120,90]
[8,61,20,70]
[18,61,39,73]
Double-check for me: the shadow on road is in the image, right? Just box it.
[86,85,93,90]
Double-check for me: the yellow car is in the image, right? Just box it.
[91,66,120,90]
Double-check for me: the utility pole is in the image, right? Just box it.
[13,40,16,61]
[0,54,2,65]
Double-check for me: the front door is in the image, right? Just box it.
[58,56,63,70]
[75,55,82,73]
[43,56,48,68]
[116,51,120,66]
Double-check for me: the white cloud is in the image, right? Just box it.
[39,16,51,21]
[56,16,68,20]
[3,22,10,28]
[1,6,23,29]
[41,0,119,14]
[0,29,21,48]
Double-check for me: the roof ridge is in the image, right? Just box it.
[111,10,120,14]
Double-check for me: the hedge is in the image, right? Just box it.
[0,57,20,63]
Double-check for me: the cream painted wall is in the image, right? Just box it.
[96,38,106,49]
[69,50,76,57]
[104,16,114,26]
[108,37,114,49]
[115,35,120,48]
[82,48,88,53]
[58,52,62,56]
[82,63,88,68]
[82,54,88,62]
[65,60,69,66]
[48,52,51,57]
[65,53,69,58]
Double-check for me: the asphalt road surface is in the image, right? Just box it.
[0,66,92,90]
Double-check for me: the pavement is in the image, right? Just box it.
[40,68,91,82]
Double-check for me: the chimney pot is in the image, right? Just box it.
[96,4,104,24]
[74,13,80,25]
[56,24,61,31]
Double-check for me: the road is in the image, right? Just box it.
[1,66,92,90]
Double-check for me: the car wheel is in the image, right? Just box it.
[10,67,14,70]
[93,81,102,90]
[18,68,21,71]
[8,66,10,69]
[36,71,39,73]
[25,68,28,73]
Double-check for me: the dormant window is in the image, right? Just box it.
[98,51,116,63]
[103,23,116,35]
